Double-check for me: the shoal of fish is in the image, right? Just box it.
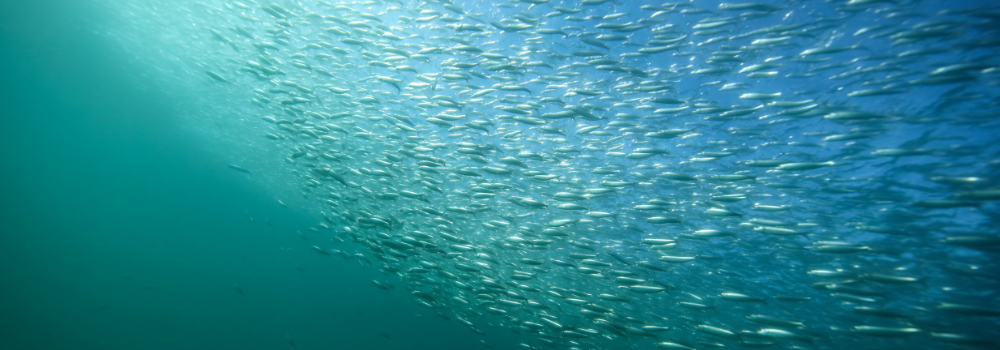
[108,0,1000,348]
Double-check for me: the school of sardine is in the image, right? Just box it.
[105,0,1000,348]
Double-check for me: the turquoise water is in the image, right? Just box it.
[0,2,493,349]
[1,0,998,349]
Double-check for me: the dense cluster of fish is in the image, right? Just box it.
[106,0,1000,348]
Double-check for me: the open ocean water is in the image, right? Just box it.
[1,0,999,349]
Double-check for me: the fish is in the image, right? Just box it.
[227,164,251,174]
[104,0,1000,349]
[206,71,230,83]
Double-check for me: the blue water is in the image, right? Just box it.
[1,0,998,349]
